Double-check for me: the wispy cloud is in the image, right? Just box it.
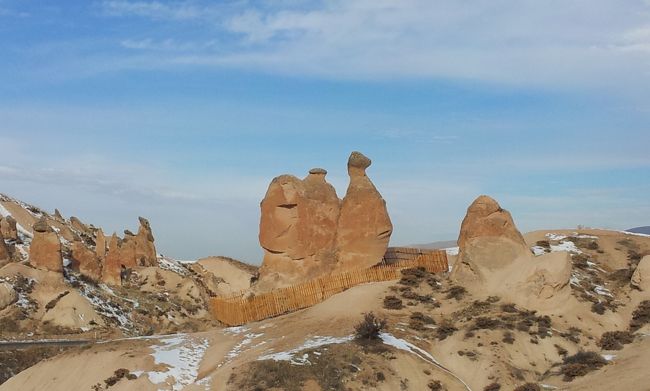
[90,0,650,91]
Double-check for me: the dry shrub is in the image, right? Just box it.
[436,319,457,340]
[428,380,445,390]
[399,268,427,286]
[473,317,501,330]
[354,312,387,341]
[630,300,650,331]
[598,331,634,350]
[514,383,540,391]
[591,302,606,315]
[483,383,501,391]
[502,331,515,344]
[104,368,137,388]
[445,286,466,301]
[560,351,608,381]
[383,296,403,310]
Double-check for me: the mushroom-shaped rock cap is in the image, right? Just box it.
[138,216,151,228]
[33,217,51,233]
[348,151,372,170]
[309,168,327,175]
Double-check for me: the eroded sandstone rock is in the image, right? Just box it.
[0,282,17,311]
[334,152,392,273]
[451,195,571,309]
[257,152,392,290]
[0,215,18,241]
[0,229,10,267]
[29,217,63,272]
[72,240,102,282]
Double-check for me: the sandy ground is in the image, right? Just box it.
[197,256,255,295]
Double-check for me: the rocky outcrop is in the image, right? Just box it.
[0,215,18,241]
[451,195,571,309]
[0,229,10,267]
[135,217,157,266]
[334,152,392,272]
[29,217,63,273]
[257,152,392,290]
[451,195,530,284]
[102,234,123,285]
[95,228,107,259]
[72,240,102,282]
[69,216,89,234]
[100,218,156,285]
[632,255,650,292]
[0,282,17,311]
[53,208,64,222]
[257,172,340,289]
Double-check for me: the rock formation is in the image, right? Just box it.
[101,218,157,285]
[0,215,18,241]
[53,208,64,222]
[72,240,102,282]
[0,229,10,267]
[0,281,17,311]
[69,216,89,234]
[135,217,157,266]
[102,234,123,285]
[29,217,63,273]
[631,255,650,292]
[451,195,530,284]
[257,152,392,290]
[95,228,107,259]
[334,152,392,272]
[451,195,571,309]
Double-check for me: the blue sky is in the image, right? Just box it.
[1,0,649,263]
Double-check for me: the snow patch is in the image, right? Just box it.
[158,256,190,276]
[550,241,582,254]
[257,335,354,365]
[145,335,210,391]
[545,233,568,241]
[602,354,616,361]
[531,246,547,256]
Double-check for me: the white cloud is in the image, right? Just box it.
[94,0,650,91]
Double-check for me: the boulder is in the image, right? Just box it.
[29,218,63,273]
[451,195,530,284]
[0,282,17,311]
[334,151,392,272]
[72,240,102,282]
[632,255,650,292]
[0,215,18,241]
[451,195,571,309]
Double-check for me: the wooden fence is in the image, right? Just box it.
[210,249,448,326]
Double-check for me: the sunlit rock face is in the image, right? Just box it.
[257,152,392,291]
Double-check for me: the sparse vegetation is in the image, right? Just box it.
[383,295,403,310]
[514,383,540,391]
[598,331,634,350]
[428,380,445,390]
[104,368,137,388]
[398,267,427,286]
[560,351,608,381]
[629,300,650,331]
[483,383,501,391]
[436,319,458,340]
[445,285,466,301]
[354,312,387,341]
